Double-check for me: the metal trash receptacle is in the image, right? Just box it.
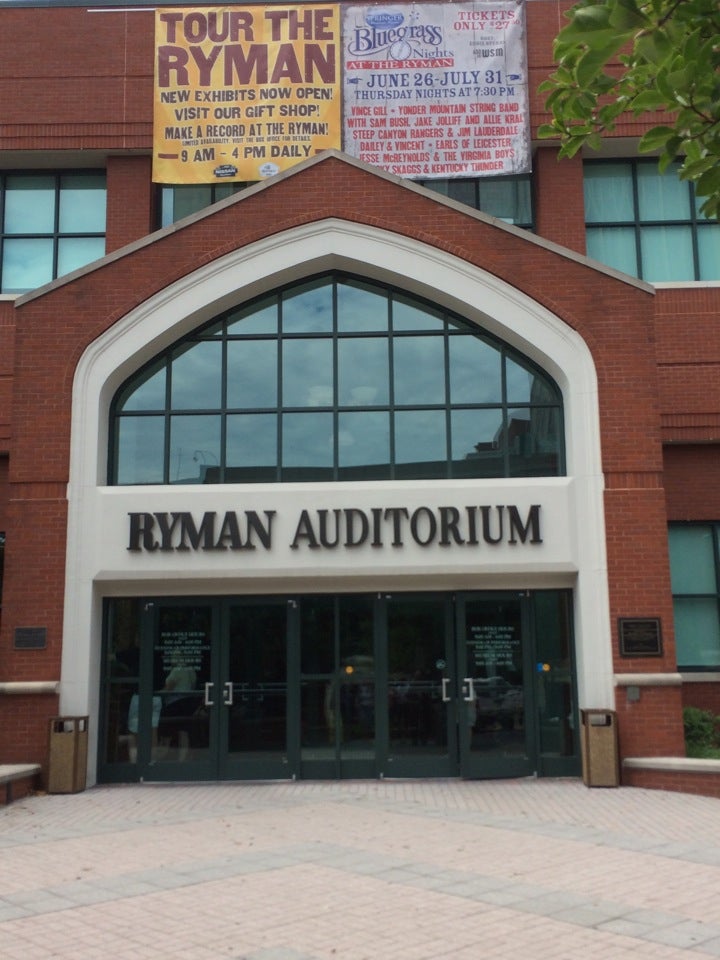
[48,716,88,794]
[581,709,619,787]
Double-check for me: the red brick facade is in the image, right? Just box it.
[0,1,719,796]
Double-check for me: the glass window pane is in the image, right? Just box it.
[226,296,278,335]
[451,408,503,478]
[584,163,634,223]
[586,226,638,276]
[394,336,445,404]
[227,340,277,408]
[392,295,444,331]
[337,279,389,332]
[169,415,221,483]
[4,175,55,233]
[116,416,165,484]
[282,412,333,469]
[282,278,333,333]
[449,335,501,403]
[59,174,106,232]
[167,185,214,223]
[674,598,720,668]
[283,339,333,407]
[338,338,388,405]
[478,179,531,224]
[2,238,54,292]
[506,357,558,404]
[338,411,390,474]
[171,341,222,409]
[395,409,446,469]
[669,525,716,594]
[301,596,334,675]
[637,162,688,221]
[118,362,166,412]
[509,408,562,477]
[57,236,105,276]
[698,225,720,281]
[446,179,477,208]
[226,413,277,481]
[640,225,694,282]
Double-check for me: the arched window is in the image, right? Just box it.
[109,274,564,484]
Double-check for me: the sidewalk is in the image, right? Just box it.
[2,779,720,959]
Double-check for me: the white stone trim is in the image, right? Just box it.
[615,674,683,687]
[62,218,611,784]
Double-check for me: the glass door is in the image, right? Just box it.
[456,593,534,779]
[222,600,294,780]
[380,594,457,778]
[147,599,217,779]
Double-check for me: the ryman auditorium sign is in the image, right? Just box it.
[128,502,542,553]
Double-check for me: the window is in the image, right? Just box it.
[110,273,564,485]
[160,183,252,227]
[0,172,106,293]
[416,175,533,228]
[584,160,720,282]
[160,175,533,229]
[669,524,720,668]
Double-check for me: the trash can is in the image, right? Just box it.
[581,709,619,787]
[48,716,88,794]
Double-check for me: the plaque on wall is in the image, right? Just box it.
[14,627,47,650]
[618,618,663,657]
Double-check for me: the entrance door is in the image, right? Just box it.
[144,598,292,780]
[456,593,534,779]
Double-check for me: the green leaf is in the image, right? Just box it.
[638,125,677,152]
[608,0,648,30]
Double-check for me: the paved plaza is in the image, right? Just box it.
[2,778,720,959]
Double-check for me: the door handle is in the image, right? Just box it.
[223,681,234,706]
[441,678,451,703]
[462,677,475,702]
[204,681,215,707]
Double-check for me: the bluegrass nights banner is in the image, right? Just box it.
[152,2,529,184]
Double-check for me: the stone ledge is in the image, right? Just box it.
[623,757,720,774]
[0,763,42,804]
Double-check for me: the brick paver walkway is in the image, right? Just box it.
[2,779,720,959]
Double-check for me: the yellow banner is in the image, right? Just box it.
[153,6,341,183]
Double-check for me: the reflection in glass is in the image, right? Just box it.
[337,411,390,478]
[394,336,445,404]
[338,338,388,405]
[451,408,504,478]
[282,412,333,469]
[227,340,277,408]
[118,362,166,413]
[393,295,444,331]
[2,238,54,292]
[226,413,277,481]
[534,591,576,757]
[282,278,333,333]
[117,416,165,484]
[226,296,278,335]
[395,410,446,473]
[449,335,501,403]
[171,341,222,409]
[507,407,561,477]
[337,279,389,332]
[59,174,107,232]
[4,175,55,232]
[169,415,221,483]
[301,596,334,674]
[282,339,333,407]
[57,237,105,276]
[228,604,287,756]
[387,599,448,757]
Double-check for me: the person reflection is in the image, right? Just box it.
[159,654,198,761]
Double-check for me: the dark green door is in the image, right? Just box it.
[456,593,535,779]
[139,598,294,781]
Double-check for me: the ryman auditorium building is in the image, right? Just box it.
[1,0,720,797]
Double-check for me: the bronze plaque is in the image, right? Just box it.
[618,618,662,657]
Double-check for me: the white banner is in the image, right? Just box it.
[342,1,530,178]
